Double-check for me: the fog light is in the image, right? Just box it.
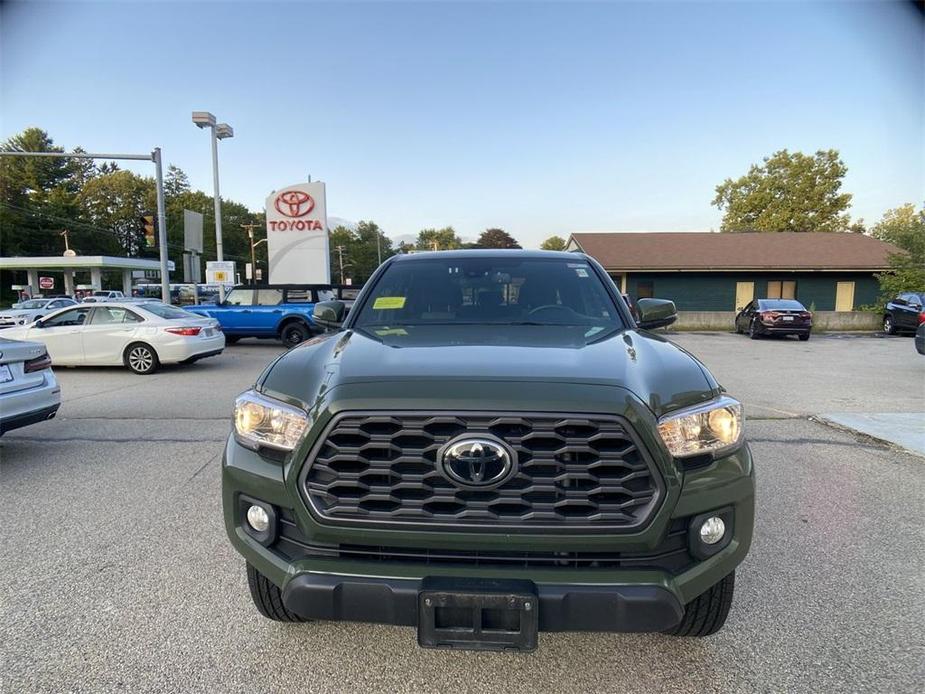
[246,505,270,533]
[699,516,726,545]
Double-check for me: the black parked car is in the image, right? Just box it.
[915,323,925,355]
[735,299,813,340]
[883,292,925,335]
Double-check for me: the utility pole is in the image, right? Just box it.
[241,222,264,286]
[334,245,347,285]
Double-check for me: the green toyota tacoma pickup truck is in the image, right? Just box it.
[223,250,754,651]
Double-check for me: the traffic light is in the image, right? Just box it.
[142,215,156,248]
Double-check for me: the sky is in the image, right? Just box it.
[1,1,923,248]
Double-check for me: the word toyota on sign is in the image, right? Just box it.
[269,190,323,231]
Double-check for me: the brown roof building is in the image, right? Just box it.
[567,232,900,312]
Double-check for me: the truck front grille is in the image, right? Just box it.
[301,412,663,531]
[276,511,693,573]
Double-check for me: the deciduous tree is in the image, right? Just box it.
[416,227,463,251]
[540,235,567,251]
[477,228,521,249]
[712,149,852,232]
[872,203,925,297]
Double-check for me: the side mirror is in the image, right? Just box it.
[636,298,677,330]
[33,319,44,328]
[312,300,347,331]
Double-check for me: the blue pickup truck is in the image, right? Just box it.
[185,284,357,347]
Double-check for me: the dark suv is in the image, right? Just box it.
[883,292,925,335]
[223,251,754,651]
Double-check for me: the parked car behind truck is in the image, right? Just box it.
[735,299,813,340]
[883,292,925,335]
[0,337,60,435]
[186,284,358,347]
[0,301,224,374]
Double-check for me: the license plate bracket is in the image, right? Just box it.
[418,589,538,651]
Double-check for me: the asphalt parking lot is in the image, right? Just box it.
[2,332,923,693]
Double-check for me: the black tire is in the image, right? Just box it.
[124,342,159,375]
[748,319,760,339]
[664,571,735,637]
[246,563,308,622]
[225,336,241,345]
[280,321,310,347]
[798,332,810,341]
[883,315,895,335]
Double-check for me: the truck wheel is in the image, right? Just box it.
[664,571,735,637]
[225,336,241,345]
[124,343,159,375]
[280,322,309,347]
[246,563,308,622]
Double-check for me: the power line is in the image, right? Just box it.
[0,201,253,262]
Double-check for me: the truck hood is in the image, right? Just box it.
[260,324,721,418]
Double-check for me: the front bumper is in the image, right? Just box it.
[223,429,755,631]
[282,573,682,632]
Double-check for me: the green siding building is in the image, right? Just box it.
[568,232,899,312]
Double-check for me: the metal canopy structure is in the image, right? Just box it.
[0,255,176,297]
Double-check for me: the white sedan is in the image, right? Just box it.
[0,301,225,375]
[0,297,78,329]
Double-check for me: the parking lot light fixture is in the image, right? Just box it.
[192,111,216,128]
[192,111,233,301]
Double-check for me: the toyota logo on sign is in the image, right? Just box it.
[275,190,315,218]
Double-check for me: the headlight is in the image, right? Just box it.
[233,390,310,451]
[657,396,743,458]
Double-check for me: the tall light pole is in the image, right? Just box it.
[192,111,233,299]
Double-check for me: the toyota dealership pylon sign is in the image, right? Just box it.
[265,181,330,284]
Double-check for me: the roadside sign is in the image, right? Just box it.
[245,262,253,280]
[39,276,54,290]
[206,260,235,285]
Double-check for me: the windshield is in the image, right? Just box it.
[18,300,48,309]
[353,257,623,329]
[140,302,196,320]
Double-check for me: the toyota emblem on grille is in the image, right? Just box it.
[438,436,516,489]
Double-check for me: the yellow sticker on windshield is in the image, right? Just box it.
[375,328,408,336]
[373,296,406,310]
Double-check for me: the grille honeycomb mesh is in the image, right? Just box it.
[303,413,661,529]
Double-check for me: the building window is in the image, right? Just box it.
[636,281,654,299]
[767,280,796,299]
